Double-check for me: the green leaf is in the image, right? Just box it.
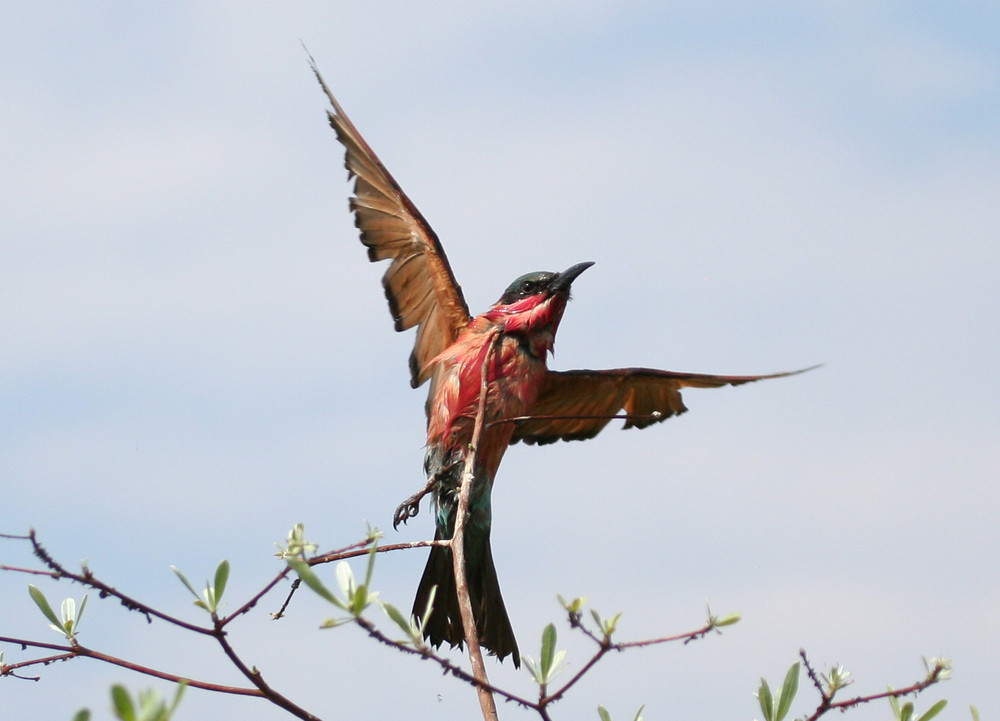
[287,558,340,606]
[336,561,355,600]
[917,700,948,721]
[419,585,437,627]
[562,595,586,614]
[597,706,612,721]
[62,597,75,625]
[540,623,557,678]
[757,678,775,721]
[715,612,741,627]
[170,566,200,601]
[28,585,62,628]
[970,705,980,721]
[775,662,799,721]
[76,594,88,627]
[351,585,368,616]
[71,711,91,721]
[889,689,902,718]
[110,685,136,721]
[632,704,645,721]
[213,560,230,605]
[364,542,377,588]
[382,603,411,633]
[168,681,187,716]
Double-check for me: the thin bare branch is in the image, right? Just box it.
[210,625,321,720]
[0,635,261,696]
[451,329,502,721]
[353,617,537,711]
[309,539,445,566]
[615,620,720,650]
[542,616,721,708]
[489,412,664,428]
[0,564,60,578]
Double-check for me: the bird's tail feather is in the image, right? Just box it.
[413,536,520,667]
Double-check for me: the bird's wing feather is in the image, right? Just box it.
[511,366,818,445]
[311,61,471,387]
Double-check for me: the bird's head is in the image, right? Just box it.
[484,261,594,336]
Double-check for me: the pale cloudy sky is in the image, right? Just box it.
[3,3,998,720]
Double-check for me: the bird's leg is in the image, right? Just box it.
[393,479,435,529]
[393,459,463,529]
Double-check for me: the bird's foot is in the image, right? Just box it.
[393,479,439,529]
[393,493,425,529]
[393,460,462,529]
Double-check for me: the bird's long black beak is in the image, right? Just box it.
[550,261,595,294]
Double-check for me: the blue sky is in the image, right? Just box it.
[3,3,999,720]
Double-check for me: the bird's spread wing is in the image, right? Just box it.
[311,61,471,387]
[510,366,818,445]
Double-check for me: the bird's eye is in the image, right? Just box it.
[520,281,536,294]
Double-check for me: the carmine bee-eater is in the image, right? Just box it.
[312,64,812,667]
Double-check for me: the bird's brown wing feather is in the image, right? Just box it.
[511,366,818,445]
[311,61,471,387]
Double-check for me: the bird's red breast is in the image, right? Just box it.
[425,291,571,480]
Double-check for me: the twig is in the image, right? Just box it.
[0,564,60,577]
[543,618,720,706]
[0,635,260,696]
[488,412,663,428]
[22,530,214,635]
[210,623,321,720]
[270,540,447,618]
[799,649,948,721]
[309,539,445,566]
[451,330,502,721]
[353,617,537,711]
[615,621,720,650]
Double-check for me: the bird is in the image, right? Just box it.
[310,62,813,668]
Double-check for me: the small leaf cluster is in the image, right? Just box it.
[756,663,799,721]
[598,704,645,721]
[756,656,959,721]
[522,623,567,690]
[28,585,87,642]
[73,683,186,721]
[281,527,440,651]
[557,595,622,640]
[888,694,947,721]
[287,544,380,627]
[382,585,436,648]
[274,522,318,560]
[171,560,230,615]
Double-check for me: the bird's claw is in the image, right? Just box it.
[393,468,453,529]
[393,495,423,529]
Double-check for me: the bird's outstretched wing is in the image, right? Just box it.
[510,366,818,445]
[311,61,471,388]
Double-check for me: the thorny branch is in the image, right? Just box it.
[353,616,536,711]
[0,530,435,720]
[0,635,260,696]
[1,525,952,721]
[799,649,950,721]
